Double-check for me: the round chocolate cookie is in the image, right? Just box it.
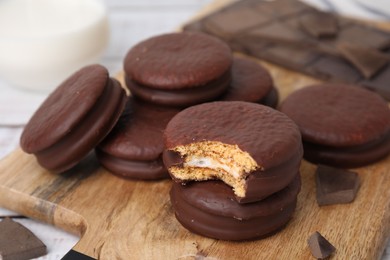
[170,175,301,241]
[219,56,279,108]
[20,65,127,173]
[124,32,232,107]
[97,97,180,180]
[163,101,303,203]
[279,84,390,168]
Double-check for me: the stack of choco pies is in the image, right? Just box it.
[19,31,303,241]
[97,31,302,240]
[96,31,280,181]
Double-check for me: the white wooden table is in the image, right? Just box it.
[0,0,389,259]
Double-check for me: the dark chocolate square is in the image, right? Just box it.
[338,42,389,79]
[337,25,390,50]
[203,5,272,38]
[244,21,308,45]
[261,45,320,70]
[360,63,390,100]
[257,0,313,18]
[298,11,338,39]
[315,165,360,206]
[308,55,362,82]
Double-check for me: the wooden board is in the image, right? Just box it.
[1,1,390,259]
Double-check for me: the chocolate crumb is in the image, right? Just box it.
[308,231,336,259]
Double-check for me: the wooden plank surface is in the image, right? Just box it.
[1,0,390,259]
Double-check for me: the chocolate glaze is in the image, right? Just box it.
[260,86,279,108]
[34,78,126,173]
[280,84,390,147]
[304,131,390,168]
[163,149,301,203]
[21,65,109,153]
[124,32,232,89]
[170,175,300,241]
[219,56,274,104]
[164,101,303,170]
[125,70,231,107]
[97,97,179,179]
[96,150,168,180]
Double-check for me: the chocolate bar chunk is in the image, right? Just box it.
[0,218,47,260]
[338,42,389,79]
[315,165,360,206]
[361,63,390,100]
[183,0,390,101]
[299,11,338,38]
[308,231,336,259]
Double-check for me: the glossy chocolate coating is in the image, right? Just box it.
[21,65,109,153]
[219,56,276,106]
[280,84,390,147]
[304,131,390,168]
[21,65,127,173]
[260,86,279,108]
[280,84,390,167]
[96,150,168,180]
[165,101,303,170]
[124,32,232,90]
[125,71,231,107]
[97,97,179,179]
[170,175,300,241]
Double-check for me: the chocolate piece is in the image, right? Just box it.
[20,65,127,173]
[164,101,303,203]
[256,0,312,17]
[316,165,360,206]
[0,218,47,260]
[308,231,336,259]
[97,97,179,180]
[123,32,232,107]
[361,64,390,100]
[203,5,272,39]
[299,11,338,38]
[219,56,278,107]
[170,175,301,241]
[308,55,362,82]
[338,42,389,79]
[336,25,390,50]
[245,22,310,47]
[182,0,390,101]
[280,84,390,167]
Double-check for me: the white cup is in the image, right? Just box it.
[0,0,109,92]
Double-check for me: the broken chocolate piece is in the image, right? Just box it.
[245,22,311,47]
[315,165,360,206]
[361,63,390,100]
[299,11,338,38]
[0,218,47,260]
[338,42,389,79]
[308,231,336,259]
[203,5,272,39]
[182,0,390,101]
[308,55,362,83]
